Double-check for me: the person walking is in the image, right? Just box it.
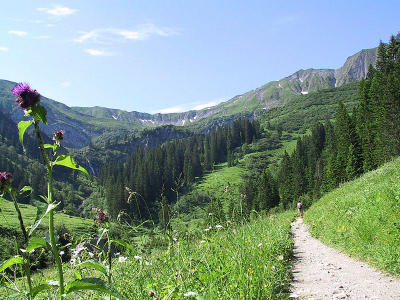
[297,200,303,218]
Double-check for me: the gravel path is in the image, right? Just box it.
[290,218,400,299]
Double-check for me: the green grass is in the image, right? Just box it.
[112,210,295,299]
[305,157,400,275]
[0,211,295,299]
[0,199,95,237]
[195,162,245,203]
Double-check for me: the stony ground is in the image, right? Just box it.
[290,218,400,299]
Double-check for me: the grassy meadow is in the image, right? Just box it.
[0,210,295,299]
[305,157,400,275]
[111,210,295,299]
[0,199,95,235]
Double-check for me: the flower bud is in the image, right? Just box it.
[12,83,40,109]
[0,171,12,192]
[53,130,65,141]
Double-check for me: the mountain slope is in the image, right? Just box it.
[72,45,378,129]
[0,37,382,148]
[304,157,400,276]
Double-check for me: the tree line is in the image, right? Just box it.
[244,35,400,212]
[98,118,260,222]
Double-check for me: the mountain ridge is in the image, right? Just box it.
[0,40,382,148]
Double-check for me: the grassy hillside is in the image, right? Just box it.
[0,199,96,261]
[113,211,295,299]
[260,81,358,133]
[0,199,95,235]
[304,157,400,275]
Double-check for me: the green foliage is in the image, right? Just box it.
[259,82,359,133]
[305,158,400,275]
[112,211,295,299]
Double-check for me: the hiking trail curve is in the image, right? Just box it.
[290,218,400,299]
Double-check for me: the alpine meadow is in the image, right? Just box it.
[1,2,400,299]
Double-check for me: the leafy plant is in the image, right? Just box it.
[0,83,125,299]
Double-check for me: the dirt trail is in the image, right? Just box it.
[290,218,400,299]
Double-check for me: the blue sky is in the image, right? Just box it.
[0,1,399,113]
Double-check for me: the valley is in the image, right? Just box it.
[0,32,399,299]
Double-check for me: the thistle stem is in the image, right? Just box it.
[10,191,32,299]
[33,121,65,299]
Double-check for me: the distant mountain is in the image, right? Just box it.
[0,37,383,148]
[72,45,378,128]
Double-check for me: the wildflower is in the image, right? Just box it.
[118,256,128,263]
[148,291,155,297]
[70,242,86,265]
[134,255,142,260]
[184,291,197,297]
[12,83,40,109]
[215,224,223,229]
[0,171,12,192]
[94,209,109,225]
[47,280,59,286]
[53,130,65,141]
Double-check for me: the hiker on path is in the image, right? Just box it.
[297,200,303,218]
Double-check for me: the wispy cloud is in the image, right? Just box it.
[37,6,77,16]
[8,30,28,37]
[75,24,178,43]
[84,49,111,56]
[154,100,222,114]
[192,102,218,110]
[155,106,186,114]
[61,81,71,87]
[0,46,8,52]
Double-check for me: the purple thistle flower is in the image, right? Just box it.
[12,82,40,109]
[12,83,31,96]
[53,130,65,141]
[94,209,109,225]
[0,171,12,192]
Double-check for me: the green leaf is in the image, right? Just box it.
[73,270,82,280]
[64,278,126,299]
[0,256,24,273]
[53,155,89,178]
[76,260,108,276]
[97,228,108,245]
[31,284,54,298]
[29,202,60,236]
[19,186,32,196]
[17,120,33,149]
[44,143,58,152]
[30,103,47,124]
[26,237,49,252]
[111,239,137,254]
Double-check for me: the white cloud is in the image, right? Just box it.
[37,6,77,16]
[0,46,8,52]
[154,98,223,114]
[61,81,71,87]
[155,106,186,114]
[8,30,28,36]
[192,102,217,110]
[75,24,177,43]
[84,49,110,56]
[47,24,55,27]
